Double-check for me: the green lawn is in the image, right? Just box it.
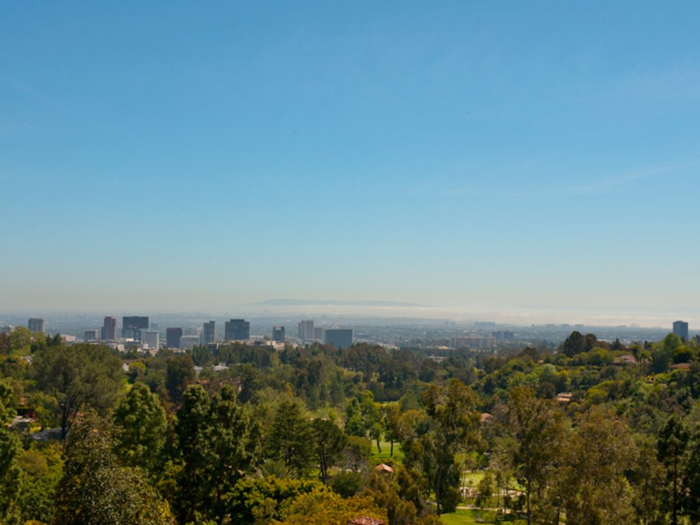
[440,509,521,525]
[440,509,495,525]
[463,470,485,485]
[370,440,404,462]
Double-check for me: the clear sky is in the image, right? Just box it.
[1,2,699,325]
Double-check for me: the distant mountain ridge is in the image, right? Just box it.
[253,299,427,308]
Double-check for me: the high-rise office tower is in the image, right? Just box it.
[323,328,354,349]
[166,327,183,349]
[101,317,117,341]
[84,330,99,342]
[225,319,250,341]
[673,320,689,341]
[122,316,149,340]
[28,318,45,333]
[202,320,216,345]
[298,320,314,342]
[142,330,159,350]
[272,326,285,342]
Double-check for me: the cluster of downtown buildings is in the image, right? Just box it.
[79,316,355,351]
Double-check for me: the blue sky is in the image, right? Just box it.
[1,2,699,325]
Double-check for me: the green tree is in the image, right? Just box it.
[282,487,387,525]
[403,379,481,515]
[52,412,173,525]
[31,344,123,439]
[0,378,16,425]
[17,444,64,524]
[312,418,347,484]
[561,331,596,357]
[383,403,403,457]
[557,407,637,525]
[684,431,700,522]
[500,386,567,525]
[224,476,322,524]
[268,397,314,477]
[190,345,214,367]
[165,354,196,406]
[174,384,214,524]
[0,426,22,524]
[630,436,665,525]
[113,382,168,475]
[658,414,690,525]
[209,385,259,522]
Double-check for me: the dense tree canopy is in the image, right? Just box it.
[1,332,700,523]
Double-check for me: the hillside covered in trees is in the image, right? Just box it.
[2,328,700,524]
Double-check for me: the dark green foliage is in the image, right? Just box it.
[165,354,196,406]
[557,407,637,525]
[224,476,323,524]
[658,414,690,525]
[498,386,567,524]
[403,379,481,515]
[0,427,22,524]
[684,432,700,521]
[309,418,345,484]
[173,384,259,524]
[173,384,213,523]
[331,470,365,497]
[344,435,372,471]
[113,382,168,475]
[189,344,214,367]
[31,343,123,438]
[268,397,314,476]
[16,444,64,524]
[52,412,172,525]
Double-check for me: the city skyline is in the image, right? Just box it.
[2,2,699,323]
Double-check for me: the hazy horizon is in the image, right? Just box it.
[2,2,699,325]
[1,298,697,330]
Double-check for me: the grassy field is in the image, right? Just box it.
[440,509,497,525]
[462,470,486,485]
[440,509,521,525]
[370,440,404,462]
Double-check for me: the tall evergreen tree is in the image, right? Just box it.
[174,384,214,524]
[52,412,172,525]
[658,414,690,525]
[269,397,314,477]
[312,418,347,484]
[113,382,168,476]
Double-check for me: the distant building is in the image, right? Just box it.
[101,317,117,341]
[166,327,183,349]
[179,335,201,350]
[272,326,285,342]
[451,336,495,351]
[28,318,45,333]
[225,319,250,341]
[298,320,314,342]
[314,327,324,341]
[202,320,216,345]
[492,330,515,342]
[673,320,689,342]
[323,328,353,349]
[122,316,149,340]
[84,330,99,342]
[142,330,159,350]
[0,325,14,335]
